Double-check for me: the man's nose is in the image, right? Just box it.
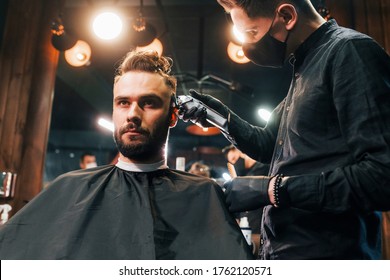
[127,102,142,118]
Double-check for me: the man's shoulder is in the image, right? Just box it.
[50,165,115,185]
[329,24,374,48]
[163,170,226,202]
[167,169,221,187]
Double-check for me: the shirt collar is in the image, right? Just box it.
[292,19,338,67]
[115,158,168,172]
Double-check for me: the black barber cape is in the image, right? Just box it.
[0,164,253,260]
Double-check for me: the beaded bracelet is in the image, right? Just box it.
[273,174,289,208]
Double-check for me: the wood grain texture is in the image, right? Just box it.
[0,0,59,214]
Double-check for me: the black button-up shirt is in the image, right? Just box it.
[230,20,390,259]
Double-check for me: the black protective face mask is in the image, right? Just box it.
[242,14,289,68]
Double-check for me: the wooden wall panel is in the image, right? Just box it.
[351,0,390,53]
[380,0,390,51]
[365,0,386,47]
[0,0,58,214]
[2,1,38,171]
[327,0,390,54]
[352,0,369,35]
[326,0,353,28]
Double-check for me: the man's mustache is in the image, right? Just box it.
[118,122,149,136]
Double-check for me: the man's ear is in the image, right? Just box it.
[169,110,178,128]
[277,4,297,31]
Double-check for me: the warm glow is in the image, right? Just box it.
[93,12,123,40]
[136,38,163,56]
[232,25,245,43]
[76,53,87,61]
[258,108,272,122]
[98,118,114,132]
[227,41,250,64]
[64,40,91,67]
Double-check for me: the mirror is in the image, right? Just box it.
[0,172,17,198]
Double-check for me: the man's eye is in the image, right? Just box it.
[140,99,157,108]
[118,100,129,106]
[243,29,258,42]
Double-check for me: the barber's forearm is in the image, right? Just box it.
[228,113,275,162]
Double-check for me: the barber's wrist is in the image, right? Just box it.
[269,174,290,208]
[268,176,277,204]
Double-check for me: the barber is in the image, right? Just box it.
[179,0,390,259]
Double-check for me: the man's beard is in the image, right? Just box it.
[114,116,170,162]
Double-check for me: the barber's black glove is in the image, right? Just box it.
[224,176,271,212]
[178,89,231,127]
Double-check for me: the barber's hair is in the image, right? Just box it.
[222,144,237,156]
[114,50,177,94]
[189,161,211,178]
[80,152,95,162]
[217,0,315,18]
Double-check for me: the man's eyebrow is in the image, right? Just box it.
[114,95,126,100]
[139,93,163,99]
[114,93,165,101]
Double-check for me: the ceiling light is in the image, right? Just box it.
[51,17,77,51]
[222,172,232,181]
[130,22,158,47]
[133,10,146,32]
[227,41,250,64]
[136,38,163,56]
[93,12,123,40]
[129,0,163,54]
[65,40,91,67]
[98,118,114,132]
[232,25,245,43]
[258,108,272,122]
[185,124,220,136]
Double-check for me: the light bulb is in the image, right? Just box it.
[258,108,272,122]
[65,40,91,67]
[232,25,245,43]
[227,41,250,64]
[93,12,123,40]
[136,38,163,56]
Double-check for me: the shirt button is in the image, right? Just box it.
[278,140,283,145]
[286,106,290,111]
[294,72,300,79]
[260,238,264,245]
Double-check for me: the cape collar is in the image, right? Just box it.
[115,158,168,172]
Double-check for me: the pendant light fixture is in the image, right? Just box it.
[51,5,92,67]
[130,0,163,55]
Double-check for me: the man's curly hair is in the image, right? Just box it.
[114,50,177,94]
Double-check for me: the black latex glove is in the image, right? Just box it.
[224,176,272,212]
[178,89,231,127]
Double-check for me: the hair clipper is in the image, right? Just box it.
[176,95,228,133]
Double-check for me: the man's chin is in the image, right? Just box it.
[118,145,145,157]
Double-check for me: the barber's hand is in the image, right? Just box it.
[178,89,231,127]
[224,176,272,212]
